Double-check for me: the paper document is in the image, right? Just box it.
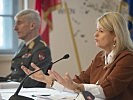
[0,88,77,100]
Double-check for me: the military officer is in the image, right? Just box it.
[7,9,52,88]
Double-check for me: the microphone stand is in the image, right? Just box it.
[9,54,69,100]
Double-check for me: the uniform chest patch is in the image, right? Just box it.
[38,52,45,61]
[22,53,32,58]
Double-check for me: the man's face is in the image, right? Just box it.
[14,16,32,40]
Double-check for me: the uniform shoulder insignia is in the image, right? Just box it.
[28,41,35,49]
[40,40,47,47]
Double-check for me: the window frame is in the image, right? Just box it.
[0,0,18,54]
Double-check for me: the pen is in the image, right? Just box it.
[32,94,50,97]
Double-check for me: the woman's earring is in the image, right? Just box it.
[113,42,116,47]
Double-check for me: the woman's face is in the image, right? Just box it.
[94,23,116,52]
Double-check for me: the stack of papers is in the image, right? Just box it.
[0,81,20,89]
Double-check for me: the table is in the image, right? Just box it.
[0,87,77,100]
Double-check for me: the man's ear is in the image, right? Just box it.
[30,23,36,30]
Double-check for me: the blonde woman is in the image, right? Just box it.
[22,12,133,100]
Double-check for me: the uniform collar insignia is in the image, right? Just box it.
[28,41,35,49]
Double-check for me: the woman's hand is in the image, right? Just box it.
[49,70,82,92]
[21,63,53,86]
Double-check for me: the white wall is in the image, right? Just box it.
[44,0,120,77]
[0,0,121,77]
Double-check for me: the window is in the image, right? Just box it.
[0,0,18,54]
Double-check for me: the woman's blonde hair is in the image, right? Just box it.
[97,12,133,55]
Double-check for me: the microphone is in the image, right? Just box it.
[9,54,70,100]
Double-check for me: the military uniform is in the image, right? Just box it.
[8,36,52,88]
